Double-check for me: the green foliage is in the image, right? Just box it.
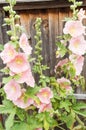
[11,122,29,130]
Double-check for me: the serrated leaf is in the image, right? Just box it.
[0,105,13,114]
[73,110,86,117]
[0,100,15,114]
[16,108,25,121]
[73,102,86,110]
[5,111,16,130]
[66,113,75,128]
[2,77,12,84]
[11,122,29,130]
[60,100,72,112]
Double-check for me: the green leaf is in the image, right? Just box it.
[0,44,4,51]
[16,108,25,121]
[66,113,75,128]
[11,122,29,130]
[5,111,16,130]
[73,102,86,110]
[73,110,86,117]
[0,122,4,130]
[60,100,72,112]
[44,119,49,130]
[0,100,15,114]
[61,111,75,129]
[2,76,13,84]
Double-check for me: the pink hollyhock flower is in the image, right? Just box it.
[19,33,32,55]
[37,87,53,104]
[13,89,34,109]
[16,69,35,87]
[0,43,17,64]
[77,8,86,21]
[4,80,22,101]
[38,103,52,113]
[7,53,29,73]
[57,77,72,92]
[69,36,86,55]
[69,54,84,75]
[63,20,85,37]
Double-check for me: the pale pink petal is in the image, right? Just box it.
[37,87,53,104]
[4,80,22,101]
[38,103,52,113]
[69,54,84,75]
[57,77,72,93]
[63,20,85,37]
[69,35,86,55]
[16,69,35,87]
[0,43,17,64]
[57,77,70,84]
[13,96,34,109]
[77,8,86,21]
[7,53,29,73]
[19,33,32,55]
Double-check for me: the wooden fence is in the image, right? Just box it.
[0,0,86,99]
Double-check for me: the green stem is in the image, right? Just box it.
[75,115,84,127]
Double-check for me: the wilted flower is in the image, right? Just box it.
[37,87,53,104]
[16,69,35,87]
[63,20,85,37]
[55,58,68,72]
[4,79,22,101]
[69,54,84,75]
[0,43,17,64]
[57,77,72,93]
[19,33,32,55]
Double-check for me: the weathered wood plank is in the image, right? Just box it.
[0,0,86,11]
